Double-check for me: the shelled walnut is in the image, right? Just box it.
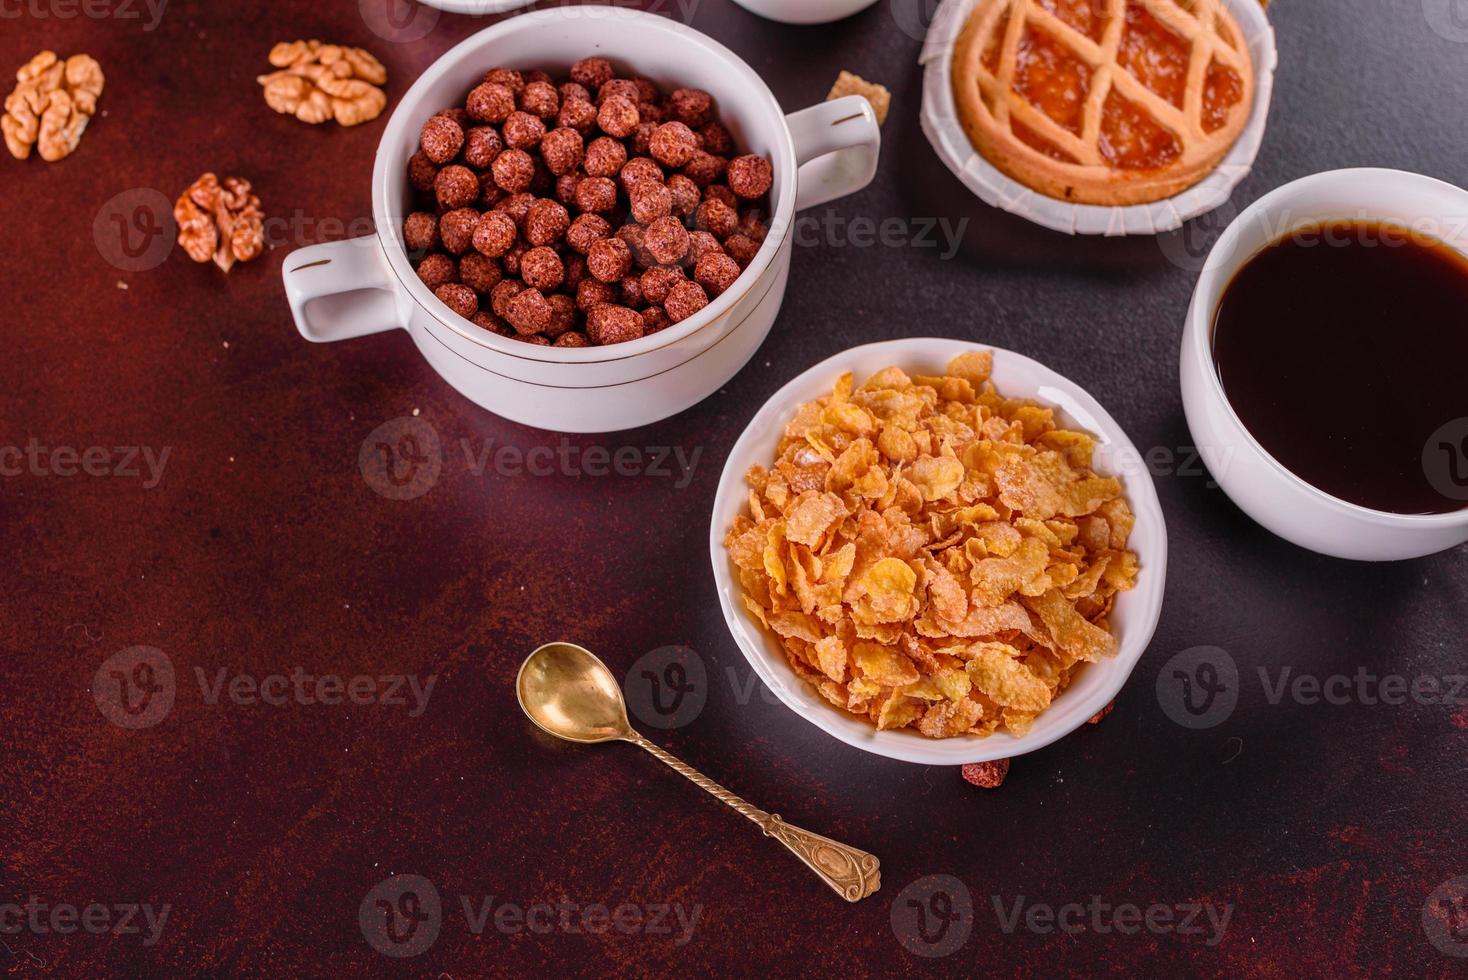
[257,40,387,127]
[2,51,105,161]
[174,174,265,273]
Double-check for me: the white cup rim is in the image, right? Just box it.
[368,8,798,365]
[1187,167,1468,528]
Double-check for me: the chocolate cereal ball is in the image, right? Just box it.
[723,232,761,267]
[521,246,565,291]
[497,191,535,227]
[491,148,536,193]
[664,280,709,322]
[668,87,712,127]
[435,282,478,318]
[727,154,773,199]
[698,121,733,155]
[703,184,737,210]
[649,122,698,168]
[546,293,576,337]
[597,95,640,138]
[587,303,644,345]
[484,67,524,92]
[682,150,727,187]
[403,212,438,251]
[554,331,590,348]
[616,223,651,267]
[619,156,663,193]
[695,251,741,296]
[491,279,525,319]
[463,126,503,169]
[573,176,618,214]
[471,310,512,336]
[557,97,598,135]
[420,114,464,163]
[629,182,672,224]
[408,150,439,192]
[598,79,640,105]
[503,110,546,150]
[583,136,628,178]
[667,174,700,217]
[435,165,479,209]
[587,237,632,282]
[506,287,551,335]
[644,215,690,266]
[642,305,671,334]
[559,81,590,103]
[566,213,611,253]
[439,207,480,255]
[521,80,560,119]
[459,253,503,293]
[467,82,516,123]
[576,278,617,312]
[472,210,518,257]
[639,265,684,304]
[539,127,584,175]
[416,253,457,290]
[686,230,723,264]
[570,56,615,90]
[695,198,738,239]
[524,198,570,246]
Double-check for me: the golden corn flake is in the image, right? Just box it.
[725,350,1138,738]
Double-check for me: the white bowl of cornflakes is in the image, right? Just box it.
[709,338,1167,765]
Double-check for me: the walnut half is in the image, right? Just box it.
[174,174,265,273]
[2,51,105,162]
[257,40,387,127]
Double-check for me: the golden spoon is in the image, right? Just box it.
[516,642,881,902]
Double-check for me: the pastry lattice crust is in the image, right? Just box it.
[952,0,1255,206]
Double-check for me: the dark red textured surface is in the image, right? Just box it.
[2,1,1466,976]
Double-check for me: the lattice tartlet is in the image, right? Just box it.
[951,0,1255,206]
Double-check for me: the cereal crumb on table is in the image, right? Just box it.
[826,70,888,126]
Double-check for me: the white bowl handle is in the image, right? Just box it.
[283,236,408,343]
[784,95,881,211]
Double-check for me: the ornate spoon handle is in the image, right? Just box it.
[623,730,881,902]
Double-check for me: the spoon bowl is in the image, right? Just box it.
[516,642,632,743]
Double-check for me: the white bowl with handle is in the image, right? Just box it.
[281,8,880,433]
[709,338,1168,765]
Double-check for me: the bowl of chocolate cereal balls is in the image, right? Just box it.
[282,8,881,432]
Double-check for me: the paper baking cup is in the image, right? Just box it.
[920,0,1278,236]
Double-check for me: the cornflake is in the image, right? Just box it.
[723,352,1138,738]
